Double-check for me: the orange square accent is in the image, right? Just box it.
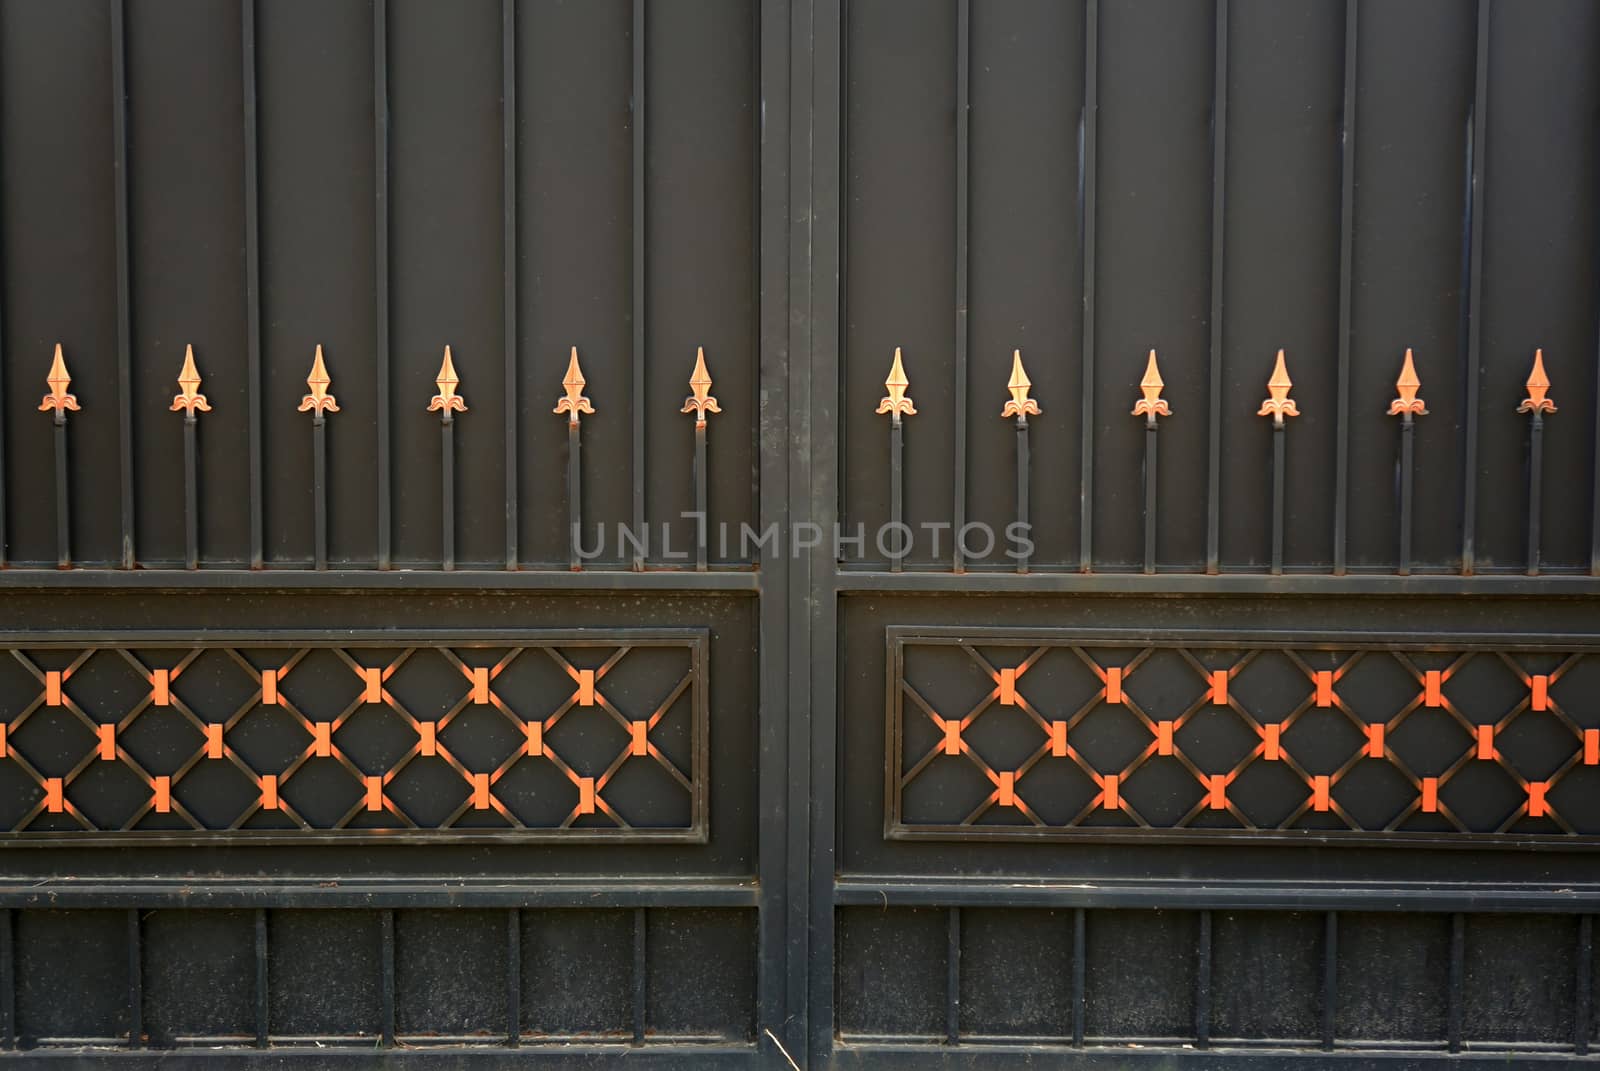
[1530,675,1550,712]
[1420,777,1439,813]
[1263,723,1283,761]
[312,722,333,758]
[630,721,649,757]
[365,776,384,812]
[941,719,962,756]
[471,772,491,810]
[152,776,170,814]
[260,775,279,810]
[1104,667,1124,705]
[361,667,382,704]
[1585,729,1599,766]
[1528,782,1550,818]
[997,771,1016,807]
[0,722,7,758]
[1209,670,1228,706]
[204,723,224,759]
[525,721,544,757]
[151,669,171,706]
[97,723,116,761]
[577,776,596,815]
[574,669,596,707]
[1314,671,1335,708]
[1424,670,1443,708]
[417,722,437,757]
[470,667,491,705]
[43,778,63,813]
[1364,723,1385,758]
[998,667,1018,705]
[1475,724,1495,761]
[1206,774,1228,810]
[45,670,62,706]
[1101,774,1120,810]
[1311,775,1331,812]
[261,669,279,706]
[1155,721,1175,756]
[1048,721,1068,757]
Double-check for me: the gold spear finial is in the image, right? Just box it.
[169,345,213,416]
[1387,348,1427,417]
[1257,349,1299,426]
[1517,349,1556,414]
[38,343,81,417]
[680,346,721,429]
[1001,350,1041,420]
[1131,349,1171,421]
[427,344,467,415]
[876,348,917,423]
[553,346,595,425]
[297,345,339,415]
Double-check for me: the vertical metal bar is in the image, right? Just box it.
[631,907,646,1045]
[567,422,582,570]
[694,423,708,571]
[1447,911,1465,1053]
[242,0,263,569]
[952,0,970,573]
[889,421,904,572]
[1460,0,1489,575]
[1271,425,1285,574]
[1322,911,1338,1050]
[379,909,395,1046]
[312,417,327,570]
[1577,914,1593,1056]
[1332,0,1358,575]
[1527,413,1543,576]
[1015,419,1030,574]
[54,417,71,569]
[126,909,142,1049]
[946,906,961,1045]
[0,909,14,1050]
[1072,907,1086,1047]
[183,417,199,570]
[440,418,455,571]
[374,0,392,569]
[1195,910,1212,1049]
[505,908,521,1047]
[111,0,134,568]
[1398,416,1415,574]
[1143,422,1158,574]
[253,908,268,1047]
[1078,0,1099,573]
[630,0,646,571]
[502,0,519,570]
[1204,0,1230,574]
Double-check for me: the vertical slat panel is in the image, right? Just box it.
[374,0,391,568]
[110,0,134,568]
[1204,0,1228,574]
[242,0,262,568]
[1330,0,1357,575]
[388,0,503,568]
[126,0,247,568]
[1476,0,1600,570]
[1459,0,1489,574]
[1077,0,1098,572]
[258,0,377,566]
[951,0,970,573]
[631,0,646,570]
[501,0,517,570]
[967,0,1082,569]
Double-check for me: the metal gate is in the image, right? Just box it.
[0,0,1598,1067]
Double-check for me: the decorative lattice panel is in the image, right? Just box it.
[0,630,708,843]
[887,627,1600,845]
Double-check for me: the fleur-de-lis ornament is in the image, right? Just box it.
[38,344,81,417]
[1131,349,1171,423]
[876,348,917,424]
[680,347,721,429]
[1256,349,1299,426]
[553,346,594,425]
[1000,350,1041,420]
[297,345,339,416]
[427,345,467,416]
[1387,348,1427,417]
[1517,349,1556,415]
[170,345,212,416]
